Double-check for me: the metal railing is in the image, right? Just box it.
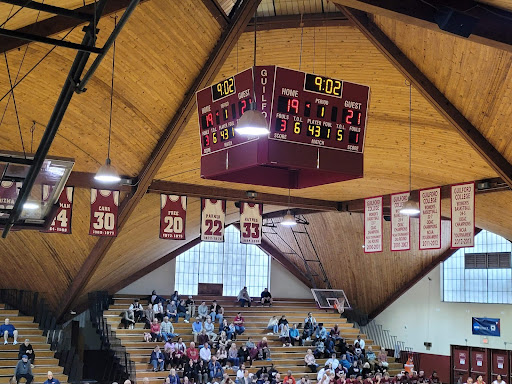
[0,289,83,382]
[88,291,135,383]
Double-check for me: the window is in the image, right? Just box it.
[442,230,512,304]
[175,225,270,296]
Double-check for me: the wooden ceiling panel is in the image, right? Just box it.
[478,0,512,11]
[0,187,97,308]
[372,15,512,169]
[0,0,221,176]
[265,211,452,313]
[155,25,495,201]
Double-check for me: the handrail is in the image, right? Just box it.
[88,291,135,383]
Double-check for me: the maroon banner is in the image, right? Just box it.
[89,189,119,237]
[43,185,74,234]
[0,181,21,219]
[160,194,187,240]
[419,187,441,250]
[451,182,475,248]
[240,202,262,244]
[201,198,226,242]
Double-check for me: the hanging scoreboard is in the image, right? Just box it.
[196,66,370,189]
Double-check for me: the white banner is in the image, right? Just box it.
[240,202,262,244]
[451,182,475,248]
[391,192,410,251]
[364,196,383,253]
[419,187,441,250]
[201,198,226,242]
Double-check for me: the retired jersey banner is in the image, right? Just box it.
[451,182,475,248]
[43,185,74,234]
[160,195,187,240]
[0,181,21,219]
[240,202,263,244]
[89,189,119,237]
[364,196,383,253]
[201,198,226,242]
[419,187,441,250]
[390,192,410,251]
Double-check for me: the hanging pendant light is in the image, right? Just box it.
[400,81,420,216]
[95,15,121,184]
[235,10,269,137]
[280,189,297,226]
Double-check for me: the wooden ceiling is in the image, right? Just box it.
[0,0,511,317]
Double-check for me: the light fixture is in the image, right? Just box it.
[23,202,39,210]
[280,189,297,226]
[94,158,121,183]
[95,15,121,184]
[281,210,297,226]
[235,10,269,137]
[400,80,419,216]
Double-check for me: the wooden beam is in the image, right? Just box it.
[149,180,339,211]
[245,13,351,32]
[57,0,262,320]
[331,0,512,53]
[0,0,149,54]
[335,6,512,189]
[200,0,229,28]
[107,237,202,294]
[368,227,482,319]
[340,177,508,213]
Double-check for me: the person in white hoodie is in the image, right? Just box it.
[266,316,278,335]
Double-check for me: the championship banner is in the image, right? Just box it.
[0,181,21,218]
[89,189,119,237]
[472,317,500,336]
[419,187,441,250]
[451,182,475,248]
[240,202,262,244]
[43,185,74,234]
[201,198,226,242]
[160,195,187,240]
[364,196,383,253]
[390,192,410,251]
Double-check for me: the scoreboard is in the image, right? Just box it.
[196,66,370,189]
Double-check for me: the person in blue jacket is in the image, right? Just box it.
[208,356,224,381]
[168,368,180,384]
[150,345,165,372]
[1,318,18,345]
[43,371,61,384]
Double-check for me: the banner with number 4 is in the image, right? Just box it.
[240,202,262,244]
[42,185,74,234]
[201,198,226,242]
[89,189,119,237]
[160,194,187,240]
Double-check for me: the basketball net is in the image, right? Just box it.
[333,297,345,314]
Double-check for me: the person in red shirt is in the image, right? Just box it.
[150,319,161,342]
[284,371,296,384]
[186,341,199,363]
[234,312,245,335]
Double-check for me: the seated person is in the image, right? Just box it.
[237,287,252,307]
[278,315,289,330]
[150,318,161,342]
[200,342,211,362]
[161,316,177,342]
[219,319,233,340]
[246,337,258,360]
[197,329,210,346]
[163,341,174,370]
[301,320,314,345]
[168,368,180,384]
[192,317,203,343]
[354,343,363,362]
[289,324,300,346]
[209,356,224,381]
[129,299,144,322]
[216,345,228,367]
[366,347,376,367]
[354,335,365,353]
[210,300,224,324]
[177,299,191,323]
[18,339,35,365]
[324,337,335,356]
[204,317,218,341]
[377,348,389,368]
[150,345,165,372]
[339,354,351,372]
[186,342,199,363]
[120,309,136,329]
[280,324,291,347]
[143,304,154,329]
[43,370,60,384]
[172,337,187,369]
[166,300,179,323]
[283,371,296,384]
[325,353,339,370]
[304,313,318,332]
[313,340,325,359]
[197,359,209,384]
[171,290,180,304]
[257,337,271,360]
[305,349,318,373]
[227,343,240,368]
[260,288,272,306]
[185,296,196,318]
[267,316,278,335]
[330,324,341,341]
[198,301,209,321]
[153,301,164,322]
[234,313,245,335]
[315,323,327,341]
[238,345,252,366]
[15,355,33,384]
[184,359,197,383]
[1,318,18,345]
[336,337,348,355]
[347,362,360,378]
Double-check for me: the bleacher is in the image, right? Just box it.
[104,295,402,383]
[0,304,68,384]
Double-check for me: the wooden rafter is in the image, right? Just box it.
[57,0,263,320]
[200,0,229,27]
[331,0,512,52]
[368,228,483,319]
[246,12,351,32]
[336,5,512,189]
[0,0,149,54]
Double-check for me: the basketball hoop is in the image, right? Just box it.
[334,298,345,314]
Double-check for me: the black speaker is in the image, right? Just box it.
[434,7,478,38]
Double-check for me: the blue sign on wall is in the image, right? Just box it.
[472,317,500,336]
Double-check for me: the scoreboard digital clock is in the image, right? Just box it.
[196,66,370,189]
